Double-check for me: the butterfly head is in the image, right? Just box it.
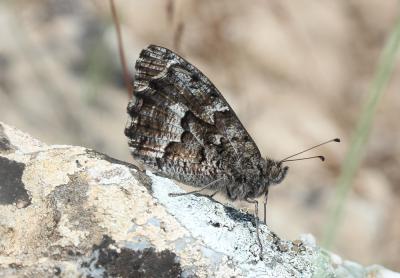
[266,159,289,185]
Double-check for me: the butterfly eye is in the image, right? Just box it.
[191,73,200,82]
[269,164,284,181]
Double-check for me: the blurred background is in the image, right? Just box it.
[0,0,399,271]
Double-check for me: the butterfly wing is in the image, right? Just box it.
[125,45,262,187]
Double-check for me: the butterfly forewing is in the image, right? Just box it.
[125,45,262,188]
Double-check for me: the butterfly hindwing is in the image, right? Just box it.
[125,45,262,187]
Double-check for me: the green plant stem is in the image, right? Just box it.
[322,15,400,249]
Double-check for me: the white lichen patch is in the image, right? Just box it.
[87,163,133,186]
[86,160,190,252]
[149,171,318,277]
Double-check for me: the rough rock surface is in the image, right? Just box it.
[0,122,398,278]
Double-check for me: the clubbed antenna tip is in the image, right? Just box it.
[280,138,340,163]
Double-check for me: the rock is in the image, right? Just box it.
[0,122,398,278]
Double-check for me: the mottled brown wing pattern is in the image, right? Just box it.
[125,45,262,188]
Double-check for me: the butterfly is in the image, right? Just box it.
[124,45,339,258]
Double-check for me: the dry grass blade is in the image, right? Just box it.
[109,0,133,98]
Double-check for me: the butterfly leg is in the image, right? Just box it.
[263,189,269,224]
[209,191,218,198]
[192,191,218,200]
[189,191,219,202]
[263,202,267,225]
[168,178,222,197]
[246,198,264,260]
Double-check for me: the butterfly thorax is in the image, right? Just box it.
[224,157,288,201]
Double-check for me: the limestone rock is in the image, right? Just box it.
[0,122,398,278]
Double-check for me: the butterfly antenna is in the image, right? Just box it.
[279,138,340,163]
[283,155,325,162]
